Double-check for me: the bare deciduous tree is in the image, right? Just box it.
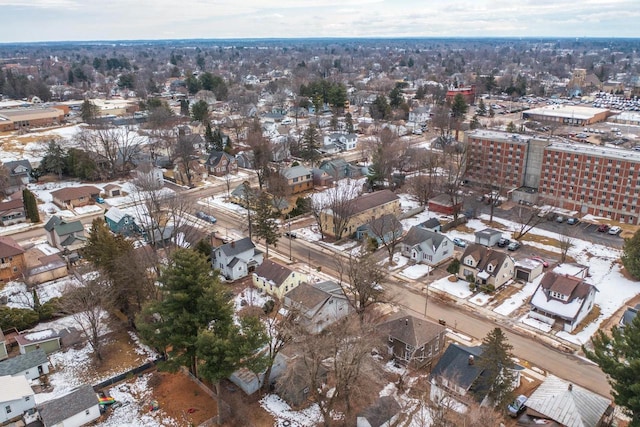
[365,214,403,265]
[511,204,548,240]
[76,125,145,177]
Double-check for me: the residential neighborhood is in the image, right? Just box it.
[0,31,639,427]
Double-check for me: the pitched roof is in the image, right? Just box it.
[359,214,403,235]
[403,226,445,248]
[3,160,32,175]
[44,215,63,232]
[50,185,100,202]
[104,206,127,223]
[0,375,33,402]
[38,384,98,426]
[378,314,446,348]
[0,348,47,376]
[0,235,24,258]
[525,375,611,427]
[206,150,235,167]
[420,217,442,229]
[429,193,461,206]
[0,197,24,213]
[357,396,401,426]
[44,216,84,237]
[540,272,587,298]
[15,329,60,346]
[216,237,255,257]
[430,343,485,391]
[461,244,510,277]
[254,259,294,287]
[351,190,399,215]
[282,165,311,180]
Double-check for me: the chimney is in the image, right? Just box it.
[568,383,573,391]
[405,318,409,326]
[468,355,474,365]
[231,241,235,248]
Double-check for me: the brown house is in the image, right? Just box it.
[0,236,26,282]
[50,186,101,209]
[205,151,238,177]
[377,314,447,369]
[0,197,26,226]
[281,165,313,195]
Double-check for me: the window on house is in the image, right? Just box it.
[5,406,11,414]
[86,409,90,415]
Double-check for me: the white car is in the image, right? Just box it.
[608,226,621,235]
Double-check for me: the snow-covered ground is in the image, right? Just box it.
[399,264,431,280]
[493,276,543,316]
[260,394,322,427]
[430,276,474,299]
[234,287,272,312]
[0,275,78,308]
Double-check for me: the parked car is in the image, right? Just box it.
[95,197,105,204]
[508,395,528,417]
[556,215,564,223]
[608,226,621,235]
[507,241,521,251]
[196,211,217,224]
[567,217,579,225]
[531,256,549,267]
[497,237,510,247]
[284,231,297,239]
[597,224,610,232]
[453,238,467,248]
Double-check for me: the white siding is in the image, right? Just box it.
[0,396,35,423]
[50,404,100,427]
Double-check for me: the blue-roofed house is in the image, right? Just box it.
[620,303,640,327]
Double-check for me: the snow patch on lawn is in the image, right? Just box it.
[430,276,473,299]
[260,394,322,427]
[399,264,431,280]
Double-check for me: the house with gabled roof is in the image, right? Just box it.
[0,375,35,423]
[15,329,61,355]
[356,396,401,427]
[522,375,613,427]
[318,158,362,180]
[356,214,403,245]
[400,226,453,266]
[377,314,447,369]
[281,165,313,195]
[44,216,87,252]
[458,243,515,290]
[104,206,140,236]
[0,348,49,380]
[212,237,263,281]
[283,281,351,333]
[0,331,7,361]
[50,186,100,209]
[205,150,238,177]
[528,272,597,333]
[323,132,358,151]
[0,235,25,282]
[253,259,307,300]
[37,384,100,427]
[2,160,32,195]
[0,197,26,226]
[429,342,522,408]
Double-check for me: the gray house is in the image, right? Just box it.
[2,160,32,195]
[284,281,352,334]
[37,384,100,427]
[0,348,49,381]
[44,216,87,252]
[212,237,264,281]
[356,214,403,245]
[356,396,401,427]
[400,226,454,266]
[474,228,503,247]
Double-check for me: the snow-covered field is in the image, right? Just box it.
[0,275,77,308]
[430,276,474,299]
[260,394,322,427]
[399,264,431,280]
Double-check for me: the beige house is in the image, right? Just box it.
[458,243,515,290]
[321,189,401,239]
[252,259,308,299]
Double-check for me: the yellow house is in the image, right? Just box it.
[321,189,401,239]
[252,259,308,299]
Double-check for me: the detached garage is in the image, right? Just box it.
[514,258,544,283]
[474,228,502,247]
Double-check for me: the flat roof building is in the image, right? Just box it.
[522,105,610,126]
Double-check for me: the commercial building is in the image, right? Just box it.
[0,107,65,131]
[522,105,610,126]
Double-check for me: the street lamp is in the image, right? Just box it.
[287,214,292,261]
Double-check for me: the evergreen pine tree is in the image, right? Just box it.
[622,229,640,279]
[22,189,40,223]
[477,328,516,409]
[345,112,354,134]
[254,192,280,258]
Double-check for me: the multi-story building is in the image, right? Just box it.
[464,129,640,225]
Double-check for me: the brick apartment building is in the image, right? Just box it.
[464,130,640,225]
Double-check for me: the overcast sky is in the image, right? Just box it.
[1,0,639,43]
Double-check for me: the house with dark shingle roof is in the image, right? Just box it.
[356,214,403,245]
[377,314,447,369]
[458,243,515,289]
[205,150,238,177]
[0,235,25,282]
[50,186,100,209]
[620,303,640,327]
[284,281,351,333]
[212,237,263,281]
[2,160,32,195]
[44,215,87,252]
[528,272,597,333]
[0,197,26,226]
[356,395,401,427]
[37,384,100,427]
[0,348,49,380]
[252,259,307,299]
[400,226,453,266]
[429,342,522,408]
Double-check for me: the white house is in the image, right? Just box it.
[0,375,35,423]
[323,132,358,151]
[38,384,100,427]
[528,272,598,332]
[283,281,352,334]
[408,106,431,124]
[0,348,49,381]
[212,237,264,281]
[400,226,454,266]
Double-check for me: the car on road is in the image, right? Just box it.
[608,226,621,235]
[531,256,549,267]
[453,238,467,248]
[507,395,528,417]
[597,224,610,233]
[567,217,579,225]
[284,231,297,239]
[497,237,510,247]
[196,211,217,224]
[507,241,521,251]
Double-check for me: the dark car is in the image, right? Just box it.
[284,231,297,239]
[497,237,510,247]
[196,211,217,224]
[597,224,610,232]
[567,217,579,225]
[507,241,521,251]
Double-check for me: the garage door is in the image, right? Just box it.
[516,269,530,281]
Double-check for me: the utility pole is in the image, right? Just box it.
[288,215,292,261]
